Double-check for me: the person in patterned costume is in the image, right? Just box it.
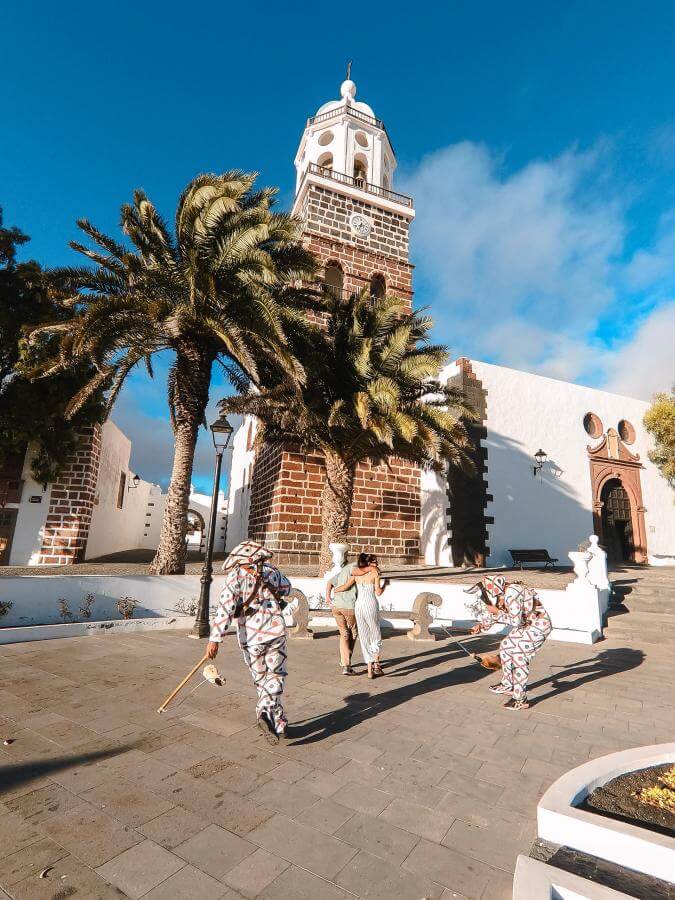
[206,540,291,743]
[469,577,552,710]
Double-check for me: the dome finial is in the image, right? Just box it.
[340,61,356,104]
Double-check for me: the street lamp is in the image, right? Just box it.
[191,415,234,638]
[533,448,548,477]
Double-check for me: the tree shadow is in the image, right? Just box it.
[0,744,133,792]
[289,650,490,745]
[528,648,645,706]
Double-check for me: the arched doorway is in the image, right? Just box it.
[186,509,206,554]
[587,427,647,564]
[600,479,634,563]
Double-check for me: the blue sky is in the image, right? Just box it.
[3,1,675,491]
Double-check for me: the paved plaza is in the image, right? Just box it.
[0,570,673,899]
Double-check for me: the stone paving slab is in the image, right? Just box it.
[0,574,673,899]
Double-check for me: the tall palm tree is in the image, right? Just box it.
[27,172,318,573]
[221,290,475,573]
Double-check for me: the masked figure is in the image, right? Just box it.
[207,540,291,743]
[472,579,551,709]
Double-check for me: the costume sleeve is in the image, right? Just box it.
[210,569,241,642]
[499,586,525,628]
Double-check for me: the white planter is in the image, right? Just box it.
[513,855,632,898]
[537,743,675,883]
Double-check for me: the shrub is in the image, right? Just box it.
[57,598,72,622]
[117,595,138,620]
[79,593,96,619]
[0,600,12,618]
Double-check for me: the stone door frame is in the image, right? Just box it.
[588,432,647,564]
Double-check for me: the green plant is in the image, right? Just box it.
[117,596,138,620]
[644,388,675,489]
[79,593,95,619]
[222,290,474,572]
[25,174,318,574]
[57,598,72,622]
[0,600,12,618]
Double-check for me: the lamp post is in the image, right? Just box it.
[533,448,548,477]
[191,415,234,638]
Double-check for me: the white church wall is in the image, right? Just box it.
[471,361,674,567]
[8,444,52,566]
[226,415,256,552]
[420,468,453,565]
[86,421,152,559]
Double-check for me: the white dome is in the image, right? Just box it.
[315,79,376,120]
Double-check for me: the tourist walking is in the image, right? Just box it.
[470,578,552,710]
[206,540,292,744]
[326,554,359,675]
[334,552,387,678]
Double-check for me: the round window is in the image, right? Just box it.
[318,130,334,146]
[583,412,603,439]
[355,131,369,148]
[618,419,636,444]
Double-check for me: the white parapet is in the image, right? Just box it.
[537,743,675,883]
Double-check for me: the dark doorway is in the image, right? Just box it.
[0,508,18,566]
[601,479,634,563]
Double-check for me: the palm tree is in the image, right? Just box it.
[221,290,475,573]
[27,173,318,573]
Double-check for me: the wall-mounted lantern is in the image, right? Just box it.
[533,449,547,477]
[128,473,141,491]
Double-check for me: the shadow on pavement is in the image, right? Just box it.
[0,744,134,792]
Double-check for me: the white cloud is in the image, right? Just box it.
[603,302,675,400]
[399,141,674,397]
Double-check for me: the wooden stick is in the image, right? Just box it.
[157,653,209,714]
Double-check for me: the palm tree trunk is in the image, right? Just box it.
[319,450,355,575]
[149,345,213,575]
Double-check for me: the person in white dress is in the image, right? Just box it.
[334,552,388,678]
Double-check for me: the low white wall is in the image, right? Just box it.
[0,570,604,644]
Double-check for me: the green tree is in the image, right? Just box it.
[644,388,675,489]
[0,210,104,483]
[221,290,474,572]
[26,173,317,573]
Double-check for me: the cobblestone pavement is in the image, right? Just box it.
[0,574,673,899]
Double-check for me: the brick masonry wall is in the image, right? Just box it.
[446,359,491,566]
[246,180,421,565]
[248,444,421,567]
[37,425,103,565]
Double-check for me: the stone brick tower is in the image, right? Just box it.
[247,75,421,566]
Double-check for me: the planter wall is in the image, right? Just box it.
[537,743,675,883]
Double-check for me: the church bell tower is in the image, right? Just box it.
[246,75,421,567]
[292,74,415,306]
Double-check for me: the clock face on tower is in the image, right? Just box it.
[349,212,372,238]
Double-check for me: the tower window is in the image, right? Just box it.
[318,130,334,146]
[355,131,369,148]
[370,274,386,299]
[324,262,344,299]
[353,155,367,186]
[317,152,333,173]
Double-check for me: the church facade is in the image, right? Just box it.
[226,78,675,568]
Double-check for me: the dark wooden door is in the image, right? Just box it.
[0,508,18,565]
[601,479,633,563]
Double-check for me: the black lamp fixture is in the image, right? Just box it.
[191,415,234,639]
[210,415,234,452]
[128,473,141,490]
[533,449,547,477]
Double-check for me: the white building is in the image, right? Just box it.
[0,419,227,566]
[421,358,675,568]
